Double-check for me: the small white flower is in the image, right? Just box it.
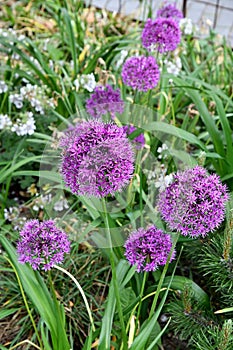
[4,207,20,221]
[31,97,44,114]
[166,57,182,76]
[80,73,96,92]
[179,18,194,35]
[155,173,173,192]
[157,144,168,159]
[53,198,69,211]
[11,112,36,136]
[18,34,25,41]
[0,114,12,129]
[0,81,8,93]
[24,114,36,135]
[32,193,52,211]
[73,78,80,91]
[12,52,20,60]
[9,93,24,109]
[32,205,39,211]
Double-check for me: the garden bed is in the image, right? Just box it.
[0,1,233,349]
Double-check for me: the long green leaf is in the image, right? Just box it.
[0,308,18,320]
[61,8,78,76]
[211,94,233,170]
[0,156,41,183]
[143,121,207,151]
[98,260,134,350]
[130,249,180,350]
[0,236,70,350]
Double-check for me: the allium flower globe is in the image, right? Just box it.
[142,17,181,53]
[124,226,175,272]
[60,120,134,197]
[86,85,124,118]
[157,3,183,22]
[158,166,229,237]
[17,219,70,270]
[121,56,160,92]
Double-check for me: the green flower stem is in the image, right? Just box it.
[134,90,140,104]
[169,85,176,126]
[6,257,44,350]
[139,166,144,228]
[147,89,153,108]
[135,270,148,336]
[47,269,66,349]
[149,232,180,319]
[54,264,96,332]
[127,149,143,224]
[102,198,128,350]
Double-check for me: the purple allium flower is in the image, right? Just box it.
[17,219,71,270]
[141,17,181,53]
[158,166,229,238]
[123,125,145,149]
[124,226,175,272]
[157,3,183,22]
[59,120,134,197]
[86,85,124,118]
[121,56,160,92]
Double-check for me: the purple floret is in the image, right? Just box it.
[141,17,181,53]
[59,120,135,197]
[158,166,229,238]
[86,85,124,118]
[121,55,160,92]
[157,3,183,22]
[123,125,145,149]
[124,226,175,272]
[17,219,71,270]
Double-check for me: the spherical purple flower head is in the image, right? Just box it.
[123,125,145,150]
[157,3,183,22]
[158,166,229,238]
[86,85,124,118]
[121,56,160,92]
[59,120,134,197]
[17,219,71,270]
[124,226,175,272]
[141,18,181,53]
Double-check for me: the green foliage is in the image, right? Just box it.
[0,0,233,348]
[0,236,70,350]
[193,319,233,350]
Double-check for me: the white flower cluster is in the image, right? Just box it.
[53,197,69,211]
[0,114,12,130]
[9,83,55,114]
[0,80,8,93]
[31,193,69,212]
[155,171,174,192]
[157,143,169,159]
[0,28,25,41]
[144,162,173,192]
[4,206,27,230]
[11,112,36,136]
[179,18,195,35]
[32,193,52,211]
[165,56,182,76]
[74,73,96,92]
[9,93,24,108]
